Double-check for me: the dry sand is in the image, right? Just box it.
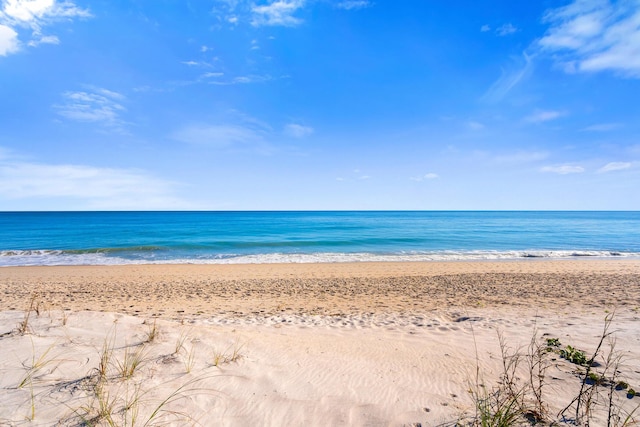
[1,260,639,426]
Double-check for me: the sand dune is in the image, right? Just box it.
[1,260,639,426]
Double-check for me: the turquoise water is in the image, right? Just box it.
[0,211,639,266]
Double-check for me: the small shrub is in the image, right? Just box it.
[546,337,561,348]
[616,381,629,391]
[628,388,637,399]
[560,345,588,366]
[586,372,605,385]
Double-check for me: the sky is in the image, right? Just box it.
[0,0,639,210]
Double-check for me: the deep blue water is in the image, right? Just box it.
[0,211,639,266]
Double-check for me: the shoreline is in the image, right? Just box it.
[2,251,639,268]
[1,259,639,319]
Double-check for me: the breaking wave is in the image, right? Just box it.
[1,249,638,267]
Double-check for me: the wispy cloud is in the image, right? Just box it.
[582,122,622,132]
[172,124,264,148]
[213,0,366,28]
[410,173,439,182]
[539,0,640,77]
[54,87,128,132]
[481,52,533,103]
[251,0,305,27]
[202,72,224,78]
[496,23,518,36]
[541,164,585,174]
[480,23,518,36]
[0,0,90,55]
[338,169,372,182]
[335,1,372,10]
[171,116,275,154]
[494,151,548,164]
[0,155,189,210]
[525,109,566,123]
[27,33,57,46]
[467,121,485,131]
[284,123,313,138]
[598,161,632,173]
[208,74,274,85]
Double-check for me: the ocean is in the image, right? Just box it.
[0,211,639,266]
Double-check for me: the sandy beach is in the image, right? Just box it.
[1,260,640,426]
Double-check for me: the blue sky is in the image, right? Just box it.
[0,0,639,210]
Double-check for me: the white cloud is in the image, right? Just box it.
[496,23,518,36]
[598,161,632,173]
[0,23,18,55]
[93,87,125,101]
[0,157,189,210]
[201,72,224,78]
[54,88,127,131]
[27,33,57,46]
[467,121,485,130]
[1,0,90,23]
[480,24,490,32]
[481,52,533,103]
[251,0,305,27]
[582,122,622,131]
[335,1,372,10]
[541,164,585,174]
[410,173,439,182]
[338,169,372,181]
[284,123,313,138]
[0,0,90,54]
[539,0,640,77]
[172,124,265,148]
[208,74,273,85]
[494,151,548,163]
[525,109,566,123]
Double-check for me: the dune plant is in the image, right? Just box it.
[143,319,158,344]
[17,340,59,421]
[460,314,639,427]
[174,329,189,355]
[560,345,589,366]
[559,314,614,425]
[211,341,244,367]
[97,333,115,382]
[116,344,149,380]
[18,340,58,389]
[61,310,70,326]
[184,344,196,374]
[16,293,40,335]
[75,374,207,426]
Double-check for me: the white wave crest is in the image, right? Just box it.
[1,249,638,267]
